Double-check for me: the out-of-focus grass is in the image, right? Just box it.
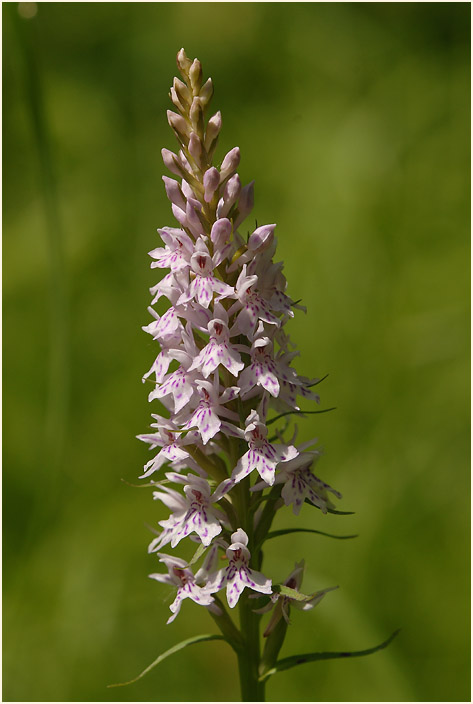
[3,3,470,702]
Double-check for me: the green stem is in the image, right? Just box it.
[232,474,266,701]
[208,596,244,653]
[238,592,266,701]
[186,446,228,482]
[254,484,283,550]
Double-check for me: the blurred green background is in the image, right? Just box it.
[3,2,470,702]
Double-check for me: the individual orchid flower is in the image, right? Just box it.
[142,306,184,345]
[142,319,200,387]
[137,418,194,478]
[248,248,299,320]
[188,303,244,378]
[228,265,281,337]
[232,410,299,486]
[142,347,177,386]
[149,553,215,624]
[226,223,277,273]
[206,529,272,608]
[176,378,240,444]
[147,349,199,413]
[148,269,189,307]
[152,475,226,548]
[176,239,234,308]
[238,336,284,398]
[147,488,188,553]
[275,377,320,412]
[274,456,342,515]
[149,227,194,273]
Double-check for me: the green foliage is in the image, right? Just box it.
[260,630,401,681]
[109,634,227,688]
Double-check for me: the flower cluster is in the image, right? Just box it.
[139,49,341,632]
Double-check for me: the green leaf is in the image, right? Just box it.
[259,630,400,681]
[108,634,227,688]
[307,373,329,387]
[304,498,355,515]
[267,528,358,541]
[274,584,313,601]
[327,507,355,515]
[273,584,339,603]
[266,407,337,427]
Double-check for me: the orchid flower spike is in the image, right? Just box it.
[130,48,388,703]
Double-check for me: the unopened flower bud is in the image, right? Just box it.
[199,78,214,107]
[171,202,188,228]
[176,48,192,77]
[248,224,276,252]
[217,174,242,217]
[203,167,220,203]
[181,179,194,200]
[188,133,203,168]
[189,58,203,94]
[162,176,186,210]
[186,200,204,238]
[187,196,202,212]
[234,180,255,229]
[169,87,184,112]
[178,149,192,172]
[190,97,204,136]
[161,148,183,177]
[225,173,241,202]
[167,110,190,141]
[211,218,232,248]
[220,147,241,183]
[173,77,192,107]
[204,111,222,152]
[226,173,241,203]
[240,180,255,213]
